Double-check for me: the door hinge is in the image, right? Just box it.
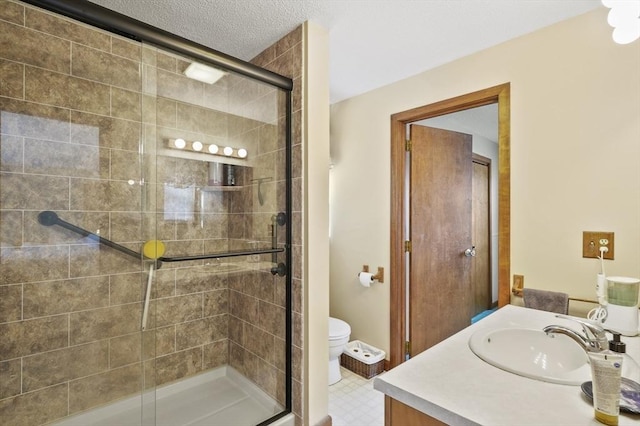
[405,341,411,356]
[404,240,412,253]
[405,139,412,152]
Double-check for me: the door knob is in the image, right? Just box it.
[464,246,476,257]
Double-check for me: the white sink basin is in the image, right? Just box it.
[468,327,591,385]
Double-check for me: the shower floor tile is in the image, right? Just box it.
[329,367,385,426]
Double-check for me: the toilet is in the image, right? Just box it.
[328,317,351,385]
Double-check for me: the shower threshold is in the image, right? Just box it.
[53,366,291,426]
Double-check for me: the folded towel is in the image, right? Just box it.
[523,288,569,314]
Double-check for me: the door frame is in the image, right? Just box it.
[389,83,511,367]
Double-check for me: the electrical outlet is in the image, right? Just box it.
[582,231,614,260]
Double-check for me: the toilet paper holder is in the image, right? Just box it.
[360,265,384,283]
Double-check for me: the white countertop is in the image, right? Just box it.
[373,305,640,425]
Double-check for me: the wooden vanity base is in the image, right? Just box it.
[385,396,447,426]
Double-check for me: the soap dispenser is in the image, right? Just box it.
[609,332,640,384]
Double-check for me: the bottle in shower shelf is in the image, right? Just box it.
[224,164,236,186]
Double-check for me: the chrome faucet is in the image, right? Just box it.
[543,315,609,352]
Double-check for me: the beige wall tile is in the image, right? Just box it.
[72,44,141,91]
[22,340,109,392]
[69,303,141,345]
[154,347,201,386]
[70,178,141,212]
[259,300,285,337]
[69,363,142,414]
[109,332,142,368]
[203,339,228,369]
[230,290,259,324]
[157,69,203,106]
[0,383,68,426]
[156,52,176,72]
[25,7,110,51]
[70,111,140,151]
[243,322,275,365]
[23,276,109,319]
[181,104,229,138]
[253,357,278,400]
[0,358,21,399]
[25,66,110,115]
[175,314,228,350]
[0,284,22,323]
[110,272,144,305]
[243,271,275,302]
[111,37,141,61]
[111,87,141,121]
[0,20,70,73]
[274,336,286,372]
[0,98,70,142]
[111,149,141,182]
[69,243,141,278]
[229,315,243,345]
[110,212,142,243]
[174,267,226,295]
[0,135,23,173]
[24,138,107,178]
[0,210,22,247]
[0,59,23,99]
[204,289,228,317]
[154,293,202,327]
[144,325,176,358]
[151,267,176,299]
[0,0,24,25]
[0,245,69,285]
[0,172,69,211]
[0,315,68,359]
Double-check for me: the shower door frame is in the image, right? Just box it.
[21,1,294,424]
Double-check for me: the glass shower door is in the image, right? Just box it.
[140,41,290,425]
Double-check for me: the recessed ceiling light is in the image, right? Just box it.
[184,62,226,84]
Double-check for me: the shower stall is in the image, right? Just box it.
[0,1,293,425]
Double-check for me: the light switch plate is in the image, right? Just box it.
[582,231,614,260]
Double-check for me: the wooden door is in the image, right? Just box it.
[472,156,492,315]
[409,124,473,357]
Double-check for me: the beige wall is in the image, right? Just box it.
[329,8,640,356]
[303,21,331,426]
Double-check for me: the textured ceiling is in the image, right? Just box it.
[89,0,602,103]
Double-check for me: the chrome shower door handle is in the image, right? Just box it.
[464,246,476,257]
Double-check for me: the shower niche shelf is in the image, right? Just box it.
[200,185,244,192]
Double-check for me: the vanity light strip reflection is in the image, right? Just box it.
[167,139,248,159]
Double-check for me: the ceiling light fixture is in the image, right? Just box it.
[166,139,248,160]
[602,0,640,44]
[184,62,227,84]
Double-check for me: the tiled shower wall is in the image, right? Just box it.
[0,1,297,425]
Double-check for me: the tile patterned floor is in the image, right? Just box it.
[329,367,385,426]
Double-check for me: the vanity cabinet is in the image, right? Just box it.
[385,396,445,426]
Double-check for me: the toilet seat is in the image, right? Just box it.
[329,317,351,341]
